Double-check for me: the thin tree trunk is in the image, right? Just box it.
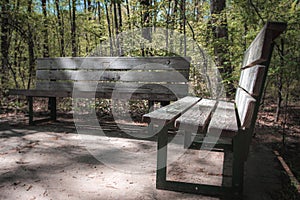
[194,0,199,21]
[42,0,49,57]
[125,0,131,29]
[275,39,285,122]
[118,1,122,31]
[27,0,35,89]
[141,0,151,56]
[1,0,10,94]
[166,0,171,53]
[55,0,65,57]
[105,0,113,56]
[169,0,178,53]
[180,0,186,56]
[71,0,77,57]
[117,0,123,55]
[113,0,120,55]
[210,0,233,98]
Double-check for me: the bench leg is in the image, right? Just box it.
[49,97,57,121]
[184,131,192,149]
[156,124,169,188]
[148,101,155,133]
[28,96,34,125]
[232,135,246,197]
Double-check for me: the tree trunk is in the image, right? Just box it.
[42,0,49,57]
[180,0,186,56]
[105,0,113,56]
[125,0,131,29]
[118,1,122,31]
[210,0,233,98]
[140,0,151,56]
[1,0,10,94]
[275,39,285,122]
[117,0,123,55]
[113,0,120,55]
[71,0,77,57]
[27,0,35,89]
[55,0,65,57]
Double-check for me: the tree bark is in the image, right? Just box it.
[27,0,35,90]
[42,0,49,57]
[55,0,65,57]
[1,0,10,94]
[140,0,151,56]
[117,0,123,55]
[125,0,131,29]
[275,39,285,122]
[105,0,113,56]
[210,0,233,98]
[180,0,186,56]
[71,0,77,57]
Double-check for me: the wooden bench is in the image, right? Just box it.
[143,22,287,197]
[9,57,190,125]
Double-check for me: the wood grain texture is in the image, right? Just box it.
[142,96,200,125]
[36,70,189,82]
[235,88,256,129]
[207,101,238,138]
[242,22,287,69]
[9,89,182,100]
[35,81,188,96]
[175,98,217,132]
[239,65,265,97]
[37,57,191,70]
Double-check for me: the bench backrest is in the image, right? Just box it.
[235,22,287,130]
[36,57,191,101]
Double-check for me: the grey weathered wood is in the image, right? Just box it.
[36,70,189,82]
[242,22,287,68]
[175,98,217,132]
[235,88,256,129]
[35,81,189,97]
[10,88,185,101]
[239,65,265,97]
[37,57,191,70]
[141,22,287,198]
[207,101,238,138]
[142,96,200,125]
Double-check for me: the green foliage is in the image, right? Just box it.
[0,0,299,106]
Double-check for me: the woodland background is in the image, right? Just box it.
[0,1,300,197]
[0,0,299,129]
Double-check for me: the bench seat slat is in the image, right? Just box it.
[142,96,200,125]
[174,99,217,132]
[207,101,238,138]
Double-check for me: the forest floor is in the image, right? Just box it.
[0,99,299,200]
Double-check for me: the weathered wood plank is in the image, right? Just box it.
[235,88,256,129]
[9,89,182,100]
[142,96,200,125]
[242,22,287,68]
[36,70,189,82]
[206,101,238,138]
[239,65,265,97]
[37,57,191,70]
[175,98,217,132]
[35,81,189,96]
